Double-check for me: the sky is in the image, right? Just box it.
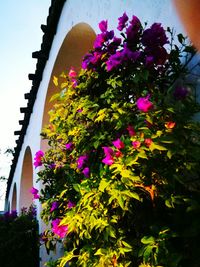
[0,0,51,210]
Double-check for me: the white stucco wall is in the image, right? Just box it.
[7,0,192,265]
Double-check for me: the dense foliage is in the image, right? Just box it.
[37,13,200,266]
[0,206,39,267]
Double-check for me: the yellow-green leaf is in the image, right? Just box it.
[50,93,60,102]
[149,142,167,152]
[53,76,58,86]
[121,169,132,178]
[167,150,172,159]
[99,179,110,192]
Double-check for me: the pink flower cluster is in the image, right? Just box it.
[102,146,114,165]
[29,187,40,200]
[65,142,74,151]
[77,154,90,178]
[50,201,59,212]
[101,125,154,166]
[68,67,77,88]
[52,218,68,238]
[34,150,44,168]
[136,95,153,113]
[82,13,168,71]
[102,138,125,165]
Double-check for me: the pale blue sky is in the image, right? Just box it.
[0,1,51,209]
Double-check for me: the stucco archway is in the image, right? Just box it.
[19,146,33,209]
[41,22,96,150]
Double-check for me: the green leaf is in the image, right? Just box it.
[138,150,148,159]
[143,245,154,263]
[141,236,155,245]
[50,93,60,102]
[99,179,111,192]
[149,142,167,152]
[167,150,172,159]
[94,248,106,256]
[121,169,133,178]
[106,226,116,238]
[117,194,125,209]
[122,190,141,201]
[61,82,68,89]
[60,249,77,267]
[73,183,80,193]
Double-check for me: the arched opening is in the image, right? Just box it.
[19,146,33,209]
[11,183,17,211]
[41,23,96,151]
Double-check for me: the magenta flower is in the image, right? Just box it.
[122,46,141,61]
[29,187,40,200]
[94,31,114,49]
[33,193,40,200]
[112,138,125,149]
[145,46,168,65]
[34,150,44,168]
[82,51,102,69]
[99,20,108,32]
[30,187,38,195]
[102,146,114,166]
[126,15,141,44]
[142,23,168,48]
[102,156,114,165]
[77,154,89,169]
[52,219,68,238]
[102,146,114,157]
[132,141,141,149]
[107,36,122,53]
[105,30,114,40]
[68,67,77,78]
[50,201,59,212]
[82,167,90,178]
[117,12,129,31]
[106,45,140,71]
[115,150,122,158]
[106,51,123,71]
[136,95,153,113]
[130,15,141,29]
[142,23,168,66]
[67,200,76,209]
[65,142,74,151]
[82,53,94,69]
[94,33,106,49]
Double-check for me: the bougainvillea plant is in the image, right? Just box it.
[36,13,200,267]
